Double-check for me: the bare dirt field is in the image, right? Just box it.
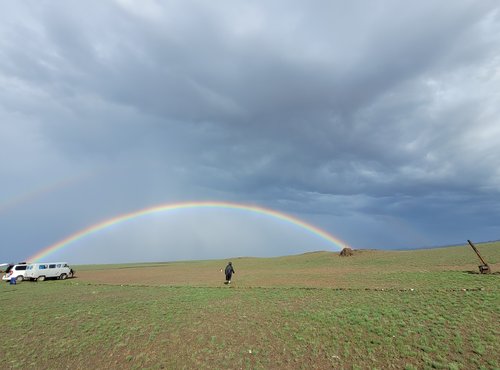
[74,245,500,290]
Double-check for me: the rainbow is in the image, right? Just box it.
[27,201,350,262]
[0,170,99,215]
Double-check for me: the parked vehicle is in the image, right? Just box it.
[2,263,28,282]
[25,262,73,282]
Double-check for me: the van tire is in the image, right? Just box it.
[16,276,23,282]
[38,276,45,282]
[60,273,67,280]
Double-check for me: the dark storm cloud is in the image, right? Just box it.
[1,1,499,262]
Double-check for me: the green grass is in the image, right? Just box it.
[1,242,499,369]
[1,283,498,369]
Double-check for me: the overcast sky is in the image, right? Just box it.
[1,1,499,264]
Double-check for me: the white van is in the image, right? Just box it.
[25,262,73,281]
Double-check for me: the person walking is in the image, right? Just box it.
[224,261,235,284]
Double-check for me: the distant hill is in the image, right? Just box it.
[391,239,500,251]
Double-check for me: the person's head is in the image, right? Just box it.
[228,262,232,265]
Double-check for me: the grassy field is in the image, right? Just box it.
[1,242,499,369]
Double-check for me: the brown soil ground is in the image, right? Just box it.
[72,249,500,289]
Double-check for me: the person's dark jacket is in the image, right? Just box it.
[225,263,235,278]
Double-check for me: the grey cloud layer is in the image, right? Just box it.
[1,1,499,261]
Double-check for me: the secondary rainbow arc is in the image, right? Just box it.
[27,201,350,262]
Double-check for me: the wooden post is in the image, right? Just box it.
[467,240,491,274]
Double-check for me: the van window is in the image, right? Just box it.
[57,264,61,268]
[49,264,56,268]
[39,265,47,270]
[15,265,27,271]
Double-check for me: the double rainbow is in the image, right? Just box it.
[27,201,350,262]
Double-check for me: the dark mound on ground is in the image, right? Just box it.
[339,247,354,257]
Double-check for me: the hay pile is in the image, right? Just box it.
[339,247,354,257]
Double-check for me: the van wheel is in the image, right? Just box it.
[38,276,45,282]
[60,273,67,280]
[16,276,23,282]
